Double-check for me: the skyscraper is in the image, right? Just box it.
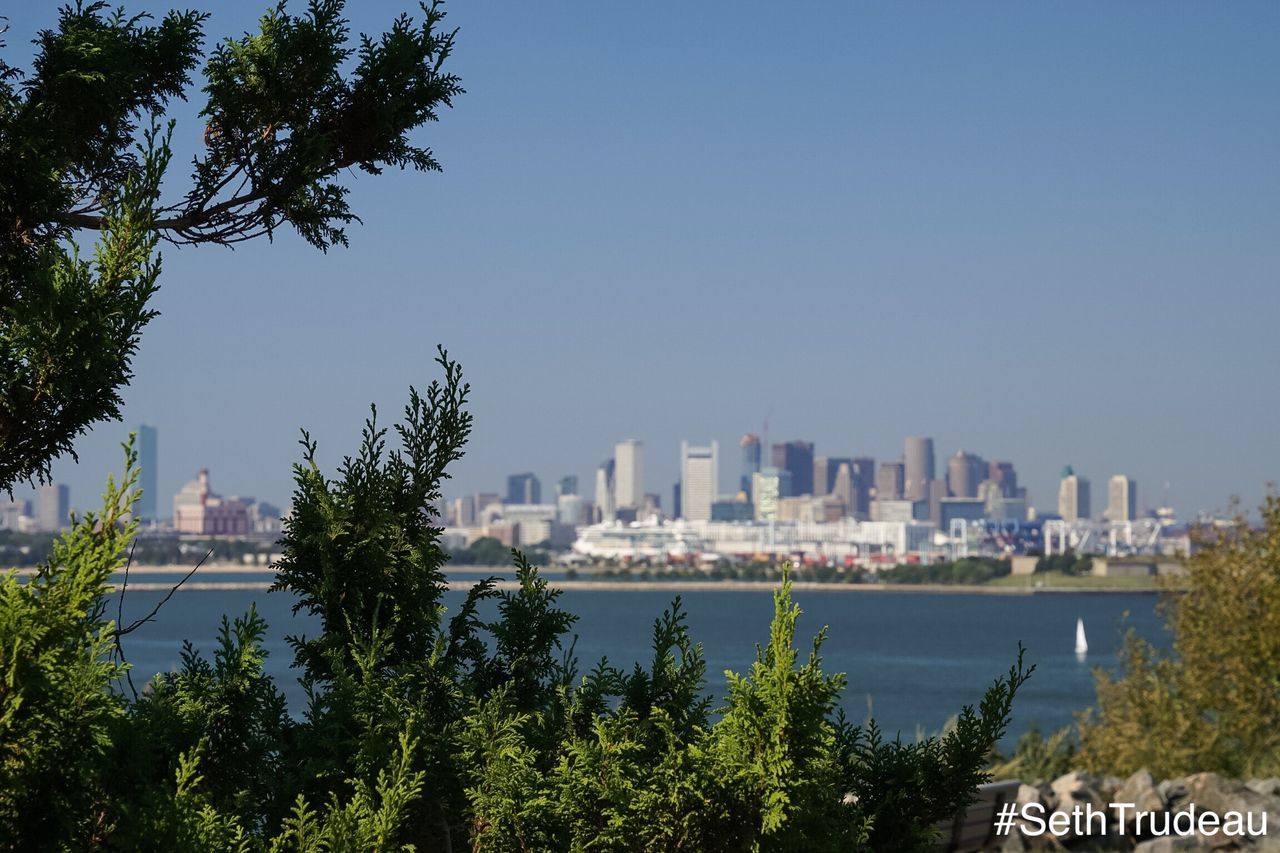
[680,440,719,522]
[740,434,761,498]
[506,472,541,504]
[876,461,904,501]
[1106,475,1137,522]
[1058,466,1091,521]
[988,461,1018,497]
[556,475,578,497]
[946,451,985,498]
[903,437,935,501]
[137,424,158,521]
[771,441,814,497]
[829,462,855,518]
[38,484,69,532]
[751,467,791,521]
[594,459,615,522]
[614,439,644,512]
[850,457,875,517]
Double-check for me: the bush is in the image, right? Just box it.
[0,353,1033,850]
[1079,495,1280,778]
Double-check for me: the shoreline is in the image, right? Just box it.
[9,563,1164,595]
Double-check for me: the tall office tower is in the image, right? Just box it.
[876,461,905,501]
[613,440,644,511]
[506,472,541,505]
[137,424,158,521]
[594,459,616,522]
[38,483,70,532]
[556,475,578,498]
[672,481,681,520]
[988,460,1018,497]
[680,441,719,522]
[946,451,985,498]
[1057,466,1091,521]
[927,479,948,526]
[1106,475,1137,522]
[771,441,814,496]
[740,434,762,498]
[850,457,875,517]
[751,467,791,521]
[814,456,850,496]
[448,495,477,527]
[903,437,935,501]
[829,462,855,517]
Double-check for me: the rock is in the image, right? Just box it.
[1132,837,1213,852]
[1180,772,1278,849]
[1048,771,1108,845]
[1159,776,1189,805]
[1246,778,1280,798]
[1114,768,1169,835]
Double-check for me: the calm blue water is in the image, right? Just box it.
[109,574,1169,741]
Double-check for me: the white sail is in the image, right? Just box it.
[1075,618,1088,655]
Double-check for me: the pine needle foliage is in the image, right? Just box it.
[1,352,1034,850]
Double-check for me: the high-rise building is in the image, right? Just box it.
[1106,475,1137,522]
[556,475,578,498]
[876,461,904,501]
[814,456,852,497]
[614,440,644,511]
[751,467,791,521]
[557,494,590,526]
[829,462,855,517]
[1057,466,1091,521]
[38,484,70,532]
[740,434,762,498]
[448,495,476,527]
[903,437,935,501]
[849,457,875,517]
[946,451,985,499]
[680,440,719,522]
[137,424,158,521]
[771,441,814,497]
[672,481,681,520]
[507,472,541,505]
[988,461,1018,497]
[594,459,615,523]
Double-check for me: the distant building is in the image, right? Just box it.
[507,472,541,505]
[752,467,791,521]
[988,460,1018,497]
[38,484,70,532]
[1057,466,1091,521]
[777,495,845,523]
[1,498,33,532]
[448,496,477,527]
[680,441,719,522]
[556,475,579,498]
[711,496,754,521]
[557,493,590,526]
[1106,475,1137,522]
[947,451,985,498]
[871,499,920,523]
[614,440,644,512]
[740,434,762,499]
[594,459,616,522]
[927,479,948,527]
[939,497,986,528]
[642,493,663,520]
[672,480,681,520]
[173,470,251,535]
[849,457,875,517]
[876,461,905,501]
[137,424,158,521]
[771,441,814,496]
[828,462,855,519]
[903,437,935,501]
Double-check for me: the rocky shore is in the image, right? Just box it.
[996,770,1280,851]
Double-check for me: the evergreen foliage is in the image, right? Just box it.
[0,0,461,489]
[1,352,1033,851]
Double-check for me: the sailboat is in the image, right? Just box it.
[1075,618,1088,657]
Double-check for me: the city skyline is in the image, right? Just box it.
[6,1,1277,520]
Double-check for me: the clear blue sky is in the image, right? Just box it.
[7,1,1278,517]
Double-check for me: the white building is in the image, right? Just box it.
[679,440,718,521]
[613,440,644,512]
[1106,475,1137,522]
[1057,467,1091,522]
